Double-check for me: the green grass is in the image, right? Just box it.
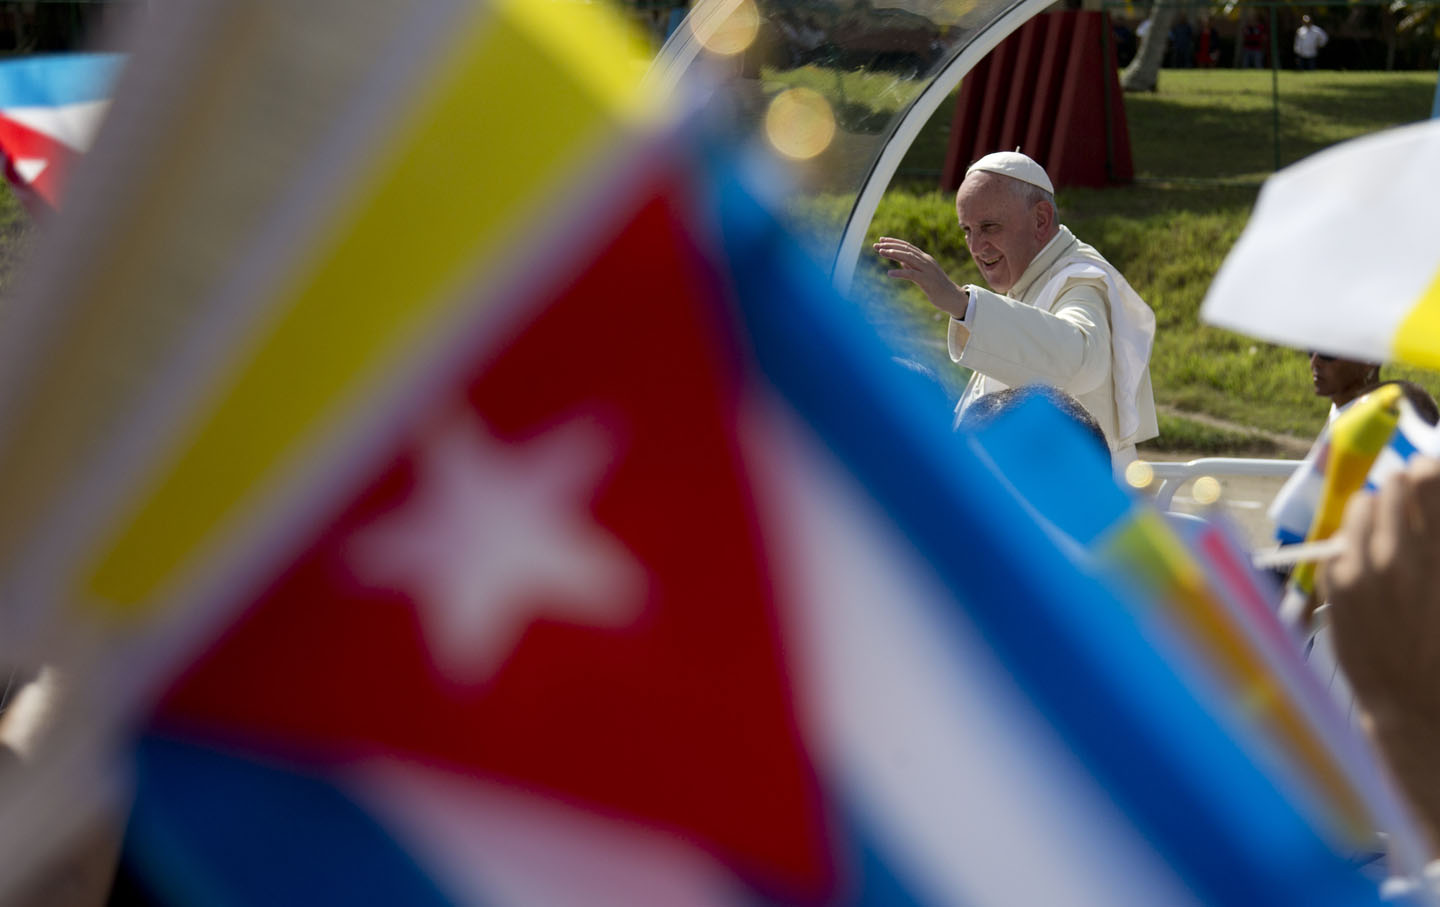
[791,69,1440,450]
[0,185,31,295]
[1141,412,1283,457]
[1127,70,1437,181]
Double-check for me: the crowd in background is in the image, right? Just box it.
[1114,6,1423,71]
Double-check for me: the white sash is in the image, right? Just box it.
[955,256,1155,447]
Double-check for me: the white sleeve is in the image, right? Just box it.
[953,281,1111,395]
[945,285,977,360]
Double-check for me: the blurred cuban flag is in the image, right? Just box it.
[0,1,1410,904]
[0,53,120,210]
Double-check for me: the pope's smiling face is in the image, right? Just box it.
[955,172,1053,295]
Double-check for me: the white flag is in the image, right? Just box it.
[1203,118,1440,369]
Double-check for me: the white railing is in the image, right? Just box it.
[1144,457,1304,511]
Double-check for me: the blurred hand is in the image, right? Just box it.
[872,237,969,319]
[1325,457,1440,722]
[1324,456,1440,846]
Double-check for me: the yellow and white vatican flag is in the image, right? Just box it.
[1202,118,1440,368]
[0,0,661,894]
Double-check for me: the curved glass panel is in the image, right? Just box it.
[653,0,1040,280]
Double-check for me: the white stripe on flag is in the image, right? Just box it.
[1,100,109,151]
[1367,400,1440,492]
[1268,432,1326,545]
[741,396,1202,907]
[351,762,743,907]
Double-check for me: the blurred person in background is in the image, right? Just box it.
[1196,17,1220,68]
[1294,15,1327,70]
[1241,14,1268,68]
[1311,350,1380,422]
[1169,15,1194,68]
[1292,377,1438,738]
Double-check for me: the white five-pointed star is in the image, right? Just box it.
[350,411,647,684]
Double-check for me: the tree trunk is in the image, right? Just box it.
[1122,4,1178,92]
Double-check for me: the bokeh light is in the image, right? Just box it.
[1192,475,1222,506]
[1124,460,1154,490]
[764,87,836,161]
[694,0,760,56]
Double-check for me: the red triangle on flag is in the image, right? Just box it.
[0,111,78,209]
[152,167,837,899]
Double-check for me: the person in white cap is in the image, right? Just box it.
[873,151,1158,464]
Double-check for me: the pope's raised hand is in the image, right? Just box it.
[872,237,969,319]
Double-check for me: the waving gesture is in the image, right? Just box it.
[872,237,970,319]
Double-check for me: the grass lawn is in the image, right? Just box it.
[0,184,31,294]
[796,68,1440,452]
[1127,69,1438,181]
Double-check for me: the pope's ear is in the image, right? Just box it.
[1034,199,1056,236]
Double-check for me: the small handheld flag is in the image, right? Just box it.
[1202,118,1440,369]
[0,54,119,211]
[1292,384,1401,592]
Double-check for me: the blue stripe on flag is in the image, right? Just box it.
[832,799,942,906]
[1390,429,1417,462]
[125,735,457,907]
[710,157,1382,905]
[0,53,122,108]
[1366,436,1416,493]
[966,395,1127,545]
[835,811,933,904]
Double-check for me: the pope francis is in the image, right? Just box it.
[873,151,1158,464]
